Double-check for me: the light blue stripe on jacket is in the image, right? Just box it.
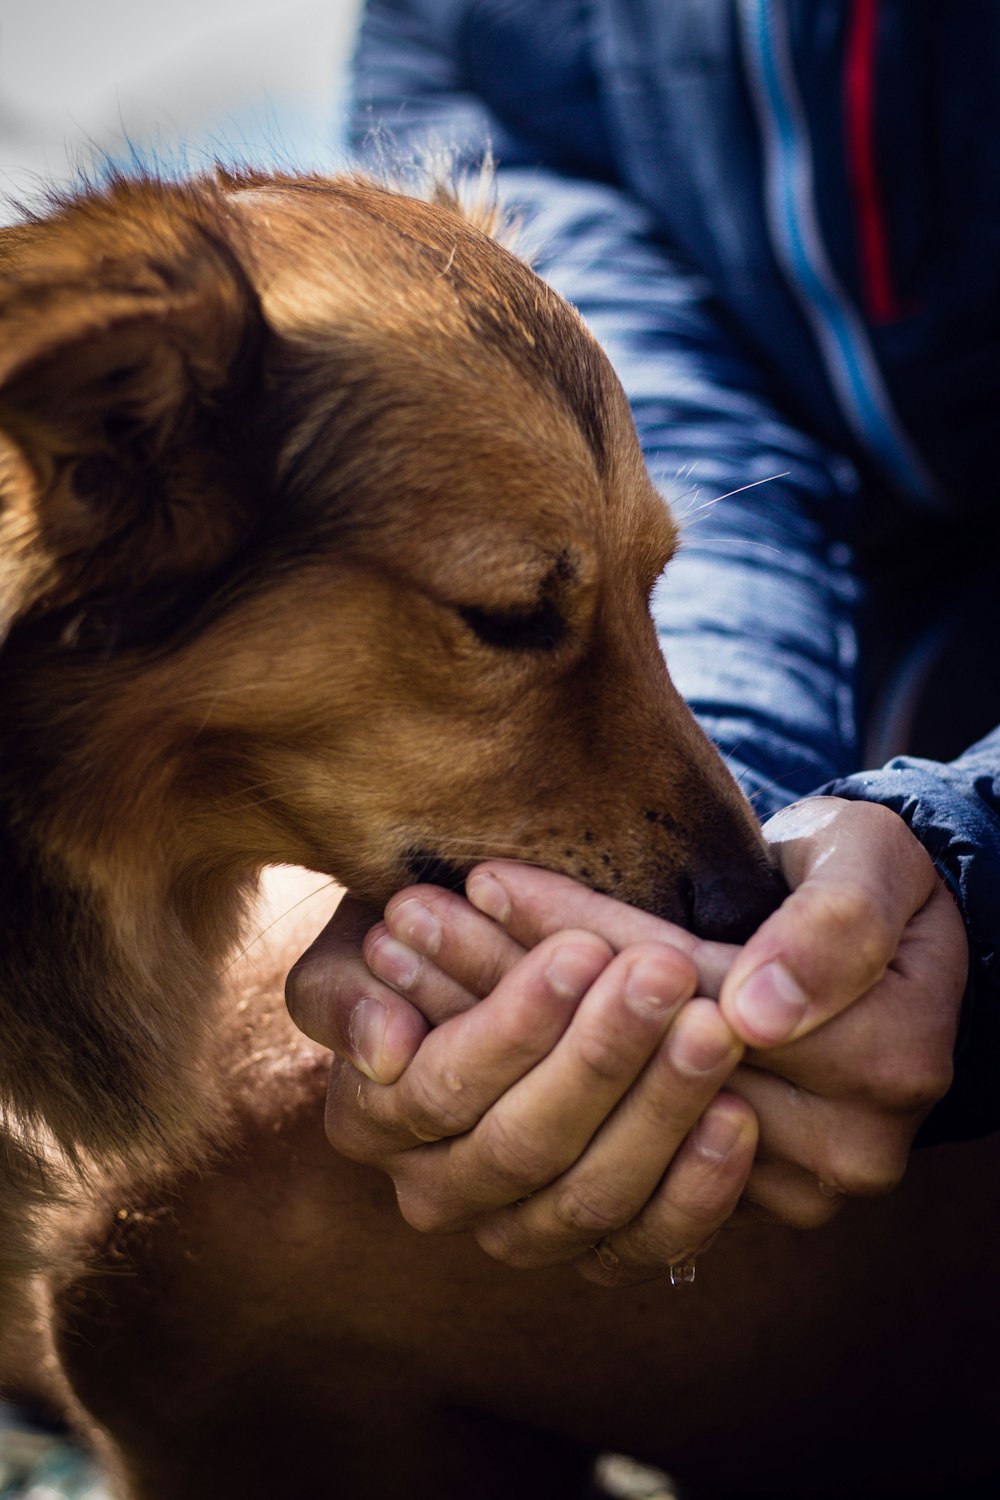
[736,0,937,505]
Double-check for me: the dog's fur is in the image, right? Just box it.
[5,173,1000,1500]
[0,169,782,1332]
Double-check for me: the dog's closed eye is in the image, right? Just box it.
[458,599,566,651]
[456,550,576,652]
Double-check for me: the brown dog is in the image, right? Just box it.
[4,173,1000,1500]
[0,171,798,1496]
[0,169,780,1301]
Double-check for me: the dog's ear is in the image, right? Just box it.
[0,183,264,644]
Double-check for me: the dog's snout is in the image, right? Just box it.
[685,859,788,943]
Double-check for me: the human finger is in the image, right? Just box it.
[737,1159,847,1229]
[365,883,527,1021]
[720,864,965,1229]
[471,997,743,1267]
[732,869,962,1104]
[719,798,939,1047]
[574,1093,758,1287]
[285,896,430,1083]
[387,942,700,1229]
[731,1063,914,1204]
[467,861,737,996]
[325,929,618,1161]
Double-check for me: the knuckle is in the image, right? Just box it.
[744,1164,843,1228]
[575,1252,644,1288]
[550,1180,624,1239]
[625,1223,699,1269]
[474,1222,545,1270]
[613,1196,706,1267]
[837,882,888,949]
[921,1058,955,1108]
[395,1181,457,1235]
[812,882,894,983]
[684,1172,738,1221]
[848,799,896,838]
[476,1111,554,1191]
[323,1103,364,1159]
[656,1186,723,1243]
[398,1069,471,1141]
[574,1018,634,1084]
[823,1144,906,1198]
[782,1195,843,1230]
[284,958,329,1037]
[868,1057,954,1115]
[478,934,526,997]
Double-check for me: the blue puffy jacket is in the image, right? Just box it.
[349,0,1000,1141]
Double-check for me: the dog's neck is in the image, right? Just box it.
[0,675,269,1172]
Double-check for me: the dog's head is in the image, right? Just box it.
[0,172,780,944]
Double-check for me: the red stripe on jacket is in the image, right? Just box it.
[844,0,900,323]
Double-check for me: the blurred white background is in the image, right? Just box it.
[0,0,364,215]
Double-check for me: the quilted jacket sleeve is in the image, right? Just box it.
[349,0,1000,1142]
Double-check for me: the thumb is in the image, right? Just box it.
[286,895,429,1083]
[719,797,937,1047]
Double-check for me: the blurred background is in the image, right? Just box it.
[0,0,364,217]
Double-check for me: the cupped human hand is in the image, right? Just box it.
[452,796,968,1229]
[285,794,969,1276]
[286,886,756,1285]
[715,796,968,1226]
[443,797,968,1229]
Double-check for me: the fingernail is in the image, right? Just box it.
[731,961,808,1044]
[667,1009,735,1076]
[544,945,598,1001]
[367,934,421,992]
[624,957,687,1021]
[388,897,441,956]
[349,997,387,1081]
[694,1107,744,1161]
[467,870,510,924]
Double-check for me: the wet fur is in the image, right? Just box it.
[0,169,778,1323]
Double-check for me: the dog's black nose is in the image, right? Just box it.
[681,860,788,944]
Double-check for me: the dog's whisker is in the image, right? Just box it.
[673,530,785,559]
[732,763,804,811]
[675,471,790,531]
[675,493,720,528]
[708,471,790,506]
[218,877,342,978]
